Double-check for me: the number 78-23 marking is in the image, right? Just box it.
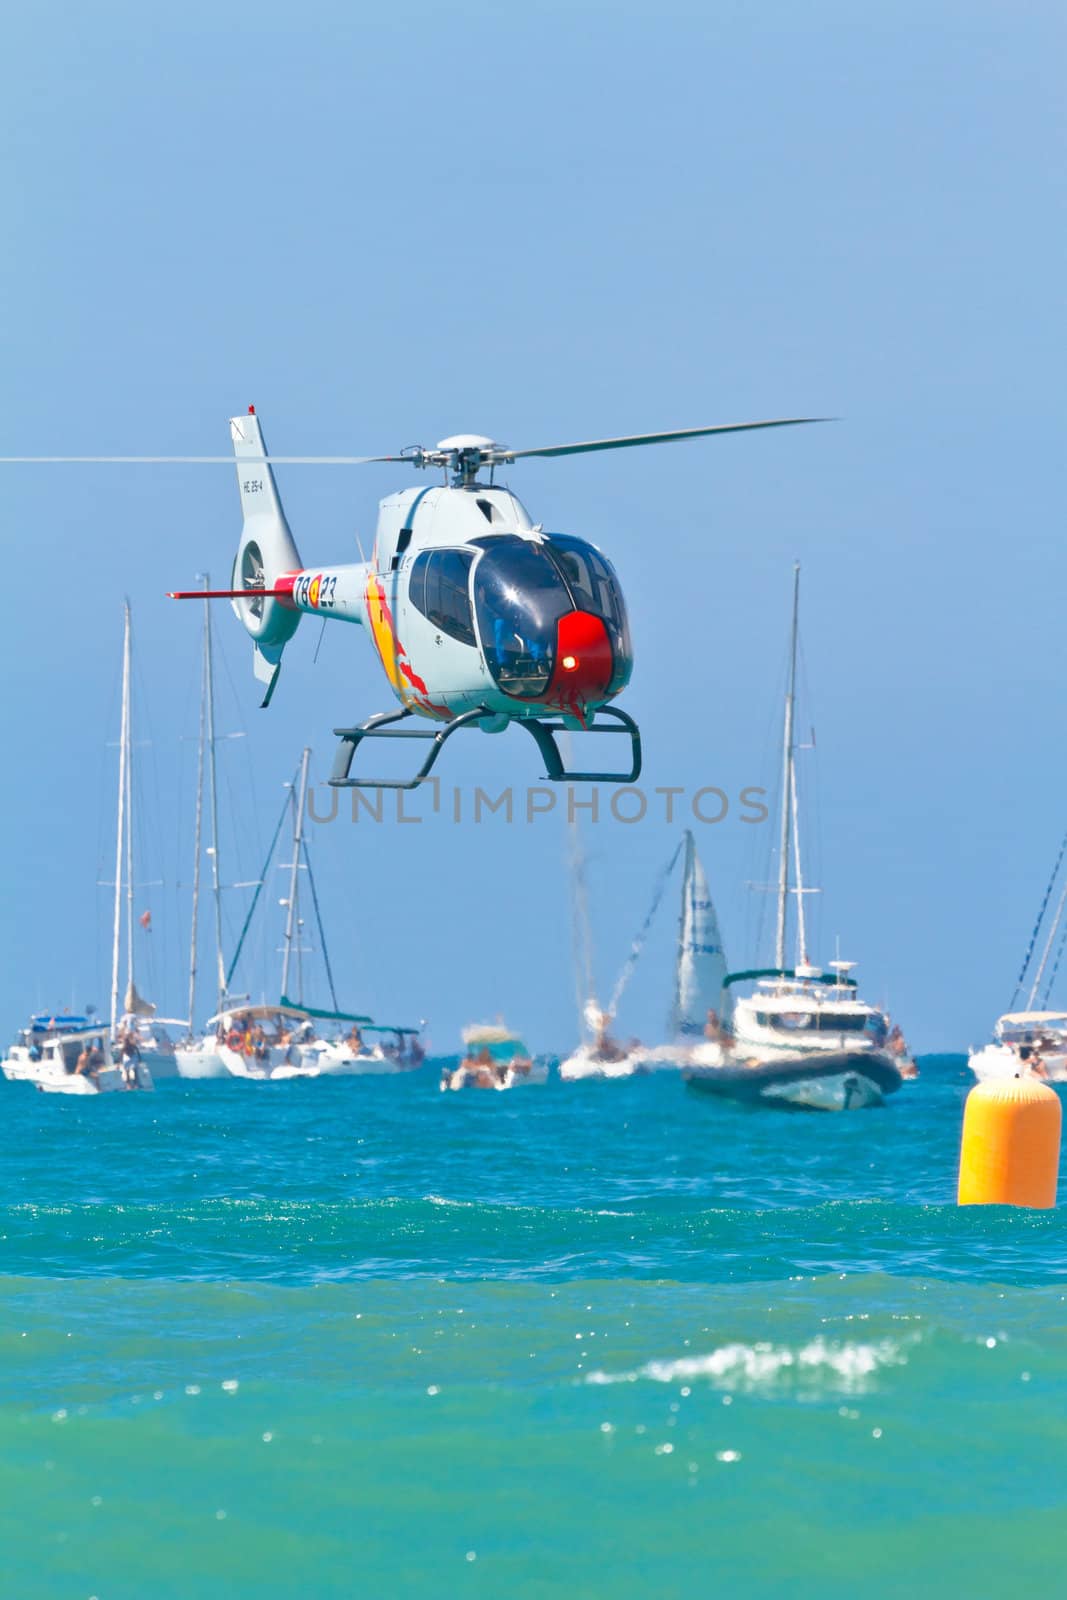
[296,573,337,609]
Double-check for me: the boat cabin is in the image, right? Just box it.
[995,1011,1067,1047]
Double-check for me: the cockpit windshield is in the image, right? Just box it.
[472,538,571,698]
[469,533,633,701]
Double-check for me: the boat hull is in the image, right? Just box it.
[558,1045,648,1081]
[174,1045,229,1079]
[2,1057,151,1094]
[968,1042,1067,1083]
[441,1063,549,1092]
[683,1049,903,1111]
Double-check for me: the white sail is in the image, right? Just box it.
[670,831,728,1038]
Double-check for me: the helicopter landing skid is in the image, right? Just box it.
[329,706,494,790]
[520,707,642,784]
[329,703,642,790]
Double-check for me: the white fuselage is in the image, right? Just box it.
[266,486,627,726]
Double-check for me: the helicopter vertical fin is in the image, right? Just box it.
[229,407,302,700]
[253,646,283,707]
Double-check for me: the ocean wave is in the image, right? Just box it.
[586,1334,908,1393]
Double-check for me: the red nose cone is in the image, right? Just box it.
[546,611,614,716]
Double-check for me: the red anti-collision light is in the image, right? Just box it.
[543,612,614,715]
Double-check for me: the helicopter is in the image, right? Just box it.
[10,412,820,788]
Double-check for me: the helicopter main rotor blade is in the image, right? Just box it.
[504,418,828,461]
[0,454,408,465]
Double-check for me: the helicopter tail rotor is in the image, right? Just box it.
[229,408,303,705]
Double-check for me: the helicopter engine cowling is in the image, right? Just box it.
[228,408,303,704]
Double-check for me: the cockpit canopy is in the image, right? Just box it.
[408,533,631,702]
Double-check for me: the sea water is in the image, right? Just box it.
[2,1057,1065,1598]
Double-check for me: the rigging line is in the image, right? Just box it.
[1041,905,1067,1010]
[1009,824,1067,1009]
[607,839,684,1019]
[301,835,340,1012]
[224,762,301,991]
[1027,860,1067,1010]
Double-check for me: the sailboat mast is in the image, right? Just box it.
[109,601,131,1038]
[203,580,226,1014]
[281,747,311,1001]
[124,628,135,996]
[567,804,597,1034]
[790,759,809,967]
[187,587,208,1032]
[774,564,800,971]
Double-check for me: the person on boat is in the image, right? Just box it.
[589,1007,628,1064]
[344,1024,364,1054]
[409,1038,425,1068]
[470,1046,497,1088]
[86,1039,106,1082]
[1027,1047,1049,1080]
[118,1029,141,1086]
[886,1024,919,1078]
[704,1009,727,1045]
[74,1043,93,1077]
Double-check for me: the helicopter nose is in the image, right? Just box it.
[549,611,614,707]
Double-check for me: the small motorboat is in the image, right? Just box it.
[969,1011,1067,1083]
[684,1048,904,1112]
[442,1025,547,1091]
[273,1022,426,1078]
[2,1021,152,1095]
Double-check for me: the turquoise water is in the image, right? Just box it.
[3,1057,1066,1597]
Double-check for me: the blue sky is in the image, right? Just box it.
[1,0,1063,1052]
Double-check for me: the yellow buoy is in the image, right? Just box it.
[958,1076,1061,1208]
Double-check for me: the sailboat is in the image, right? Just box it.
[108,602,180,1080]
[212,748,424,1080]
[630,830,734,1071]
[669,831,730,1053]
[175,582,240,1078]
[2,603,163,1092]
[684,566,913,1111]
[969,828,1067,1082]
